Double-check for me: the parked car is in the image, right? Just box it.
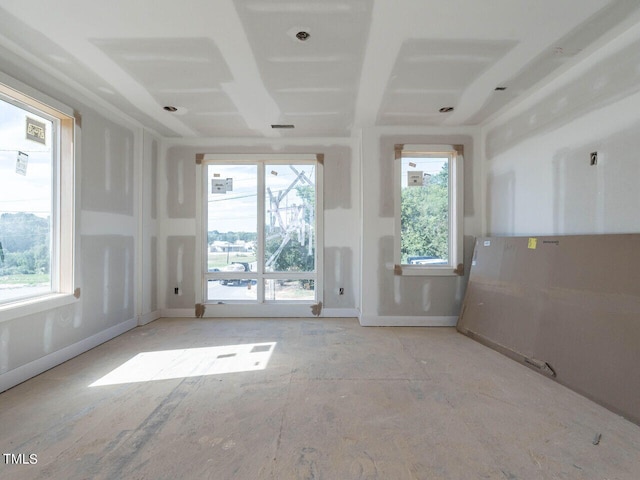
[219,262,255,286]
[406,256,447,265]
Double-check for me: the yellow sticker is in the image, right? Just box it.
[528,238,537,249]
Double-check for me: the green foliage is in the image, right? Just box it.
[208,230,257,244]
[0,213,50,275]
[401,163,449,263]
[265,234,314,272]
[294,185,315,224]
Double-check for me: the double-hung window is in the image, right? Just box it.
[395,144,463,275]
[0,82,74,309]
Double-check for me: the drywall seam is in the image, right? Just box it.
[0,317,137,393]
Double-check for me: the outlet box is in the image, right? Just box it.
[590,151,598,166]
[339,287,344,295]
[174,287,179,295]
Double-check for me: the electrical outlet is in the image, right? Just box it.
[174,287,179,295]
[590,151,598,166]
[339,287,344,295]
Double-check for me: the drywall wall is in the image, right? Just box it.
[159,140,360,317]
[0,61,159,391]
[359,127,481,326]
[484,22,640,236]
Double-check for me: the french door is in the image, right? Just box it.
[201,155,320,305]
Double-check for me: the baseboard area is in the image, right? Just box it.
[321,308,360,318]
[0,318,137,393]
[359,315,458,327]
[160,307,360,319]
[160,308,195,318]
[138,310,161,326]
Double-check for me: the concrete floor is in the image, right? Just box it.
[1,318,639,480]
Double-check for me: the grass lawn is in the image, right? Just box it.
[208,252,257,270]
[0,273,50,285]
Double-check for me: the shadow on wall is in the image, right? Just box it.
[166,236,195,309]
[486,171,515,236]
[323,146,352,210]
[552,121,640,235]
[376,235,469,317]
[486,36,640,159]
[324,247,354,308]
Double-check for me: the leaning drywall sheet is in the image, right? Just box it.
[458,235,640,425]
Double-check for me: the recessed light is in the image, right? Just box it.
[296,31,310,41]
[163,106,178,112]
[439,107,454,113]
[495,86,507,91]
[271,124,295,129]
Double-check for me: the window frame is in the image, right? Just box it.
[0,79,76,319]
[394,144,463,277]
[197,153,323,305]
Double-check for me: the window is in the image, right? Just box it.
[395,144,463,274]
[200,154,321,304]
[0,82,74,307]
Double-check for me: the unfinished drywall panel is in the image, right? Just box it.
[360,128,480,326]
[458,235,640,425]
[484,26,640,237]
[486,171,515,236]
[324,247,355,309]
[140,131,160,323]
[150,236,158,313]
[0,67,143,393]
[160,141,360,315]
[151,138,159,221]
[166,147,197,219]
[81,235,135,330]
[165,236,196,309]
[0,303,79,374]
[486,35,640,161]
[81,114,134,215]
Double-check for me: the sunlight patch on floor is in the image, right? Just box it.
[89,342,276,386]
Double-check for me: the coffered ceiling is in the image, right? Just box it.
[0,0,638,137]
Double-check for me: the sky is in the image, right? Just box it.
[0,97,52,219]
[207,163,315,233]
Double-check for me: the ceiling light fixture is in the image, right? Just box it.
[163,106,178,112]
[271,124,295,129]
[439,107,454,113]
[296,31,310,41]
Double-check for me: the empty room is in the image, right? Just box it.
[1,1,639,478]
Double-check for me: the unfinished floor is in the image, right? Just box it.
[1,318,639,480]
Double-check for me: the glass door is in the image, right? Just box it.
[204,160,318,304]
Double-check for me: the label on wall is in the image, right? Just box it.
[26,117,46,144]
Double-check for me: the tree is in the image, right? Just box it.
[0,213,50,275]
[400,163,449,263]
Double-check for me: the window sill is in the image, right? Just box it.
[0,293,78,323]
[394,264,463,277]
